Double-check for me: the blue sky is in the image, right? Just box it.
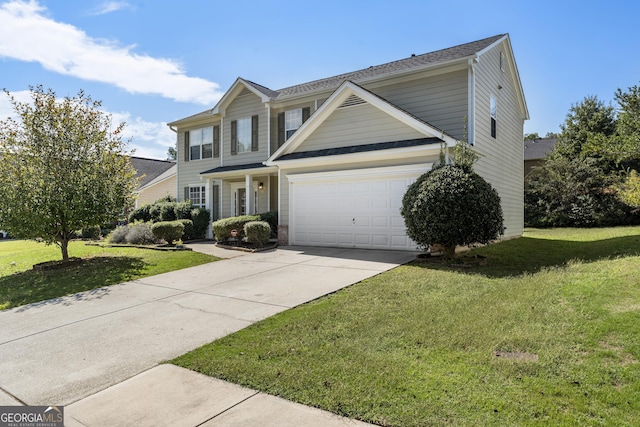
[1,0,639,159]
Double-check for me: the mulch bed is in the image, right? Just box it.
[215,241,278,253]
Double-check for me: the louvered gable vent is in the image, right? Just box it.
[338,94,366,108]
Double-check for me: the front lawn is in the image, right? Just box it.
[0,240,217,310]
[173,227,640,426]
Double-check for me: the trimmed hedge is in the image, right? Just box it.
[191,208,210,239]
[244,221,271,247]
[177,219,194,241]
[151,221,185,245]
[107,222,159,245]
[258,211,278,238]
[127,200,210,240]
[212,215,260,241]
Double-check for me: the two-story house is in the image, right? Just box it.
[168,34,528,250]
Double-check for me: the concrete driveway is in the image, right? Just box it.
[0,245,416,410]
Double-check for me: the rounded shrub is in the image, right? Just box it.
[125,222,158,245]
[175,201,193,220]
[177,219,194,241]
[107,225,129,244]
[244,221,271,247]
[212,215,260,241]
[151,221,185,245]
[401,164,503,258]
[258,211,278,238]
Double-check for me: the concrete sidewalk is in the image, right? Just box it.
[0,244,415,426]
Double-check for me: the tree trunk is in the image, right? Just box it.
[60,238,70,262]
[443,245,456,260]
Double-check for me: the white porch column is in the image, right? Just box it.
[245,174,252,215]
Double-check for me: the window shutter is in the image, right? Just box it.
[230,120,237,155]
[251,115,259,151]
[212,185,220,220]
[302,107,310,123]
[277,112,285,146]
[184,187,189,202]
[184,131,190,162]
[213,125,220,158]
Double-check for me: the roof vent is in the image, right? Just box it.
[411,53,416,57]
[338,94,366,109]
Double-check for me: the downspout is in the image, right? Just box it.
[468,57,477,146]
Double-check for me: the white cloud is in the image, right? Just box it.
[0,0,222,105]
[90,1,132,15]
[0,89,32,119]
[112,111,175,160]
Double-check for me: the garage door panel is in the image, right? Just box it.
[290,167,423,250]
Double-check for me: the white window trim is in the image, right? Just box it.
[285,108,302,141]
[189,126,214,161]
[236,117,252,154]
[188,184,206,208]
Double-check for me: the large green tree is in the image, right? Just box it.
[0,86,138,261]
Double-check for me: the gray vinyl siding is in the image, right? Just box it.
[299,102,425,152]
[176,121,221,202]
[223,93,267,165]
[373,70,468,140]
[472,41,525,238]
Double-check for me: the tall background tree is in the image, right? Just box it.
[525,85,640,227]
[0,86,138,261]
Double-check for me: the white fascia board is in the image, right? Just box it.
[287,163,433,183]
[210,78,271,115]
[271,144,442,170]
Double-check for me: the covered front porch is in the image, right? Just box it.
[200,163,278,230]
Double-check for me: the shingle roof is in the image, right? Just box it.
[276,137,442,161]
[200,162,269,175]
[130,157,176,188]
[524,138,556,160]
[243,79,280,98]
[271,34,504,99]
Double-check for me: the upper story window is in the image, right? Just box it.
[231,115,258,155]
[278,107,311,146]
[490,95,497,139]
[189,127,213,160]
[285,109,302,140]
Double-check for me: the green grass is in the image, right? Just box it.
[173,227,640,426]
[0,240,217,310]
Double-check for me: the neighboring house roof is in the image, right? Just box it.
[276,138,442,161]
[524,138,556,161]
[168,34,514,126]
[138,163,176,191]
[129,157,176,189]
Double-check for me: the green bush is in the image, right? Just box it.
[158,202,177,222]
[212,215,260,241]
[154,195,176,204]
[80,225,101,240]
[151,221,185,245]
[107,225,129,244]
[401,164,503,258]
[244,221,271,247]
[128,204,152,223]
[175,201,193,220]
[258,211,278,237]
[191,207,211,239]
[177,219,194,240]
[126,222,158,245]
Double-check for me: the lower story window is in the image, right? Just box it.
[189,186,206,208]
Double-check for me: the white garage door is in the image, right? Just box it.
[289,165,429,250]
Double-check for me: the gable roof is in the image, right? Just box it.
[130,157,175,188]
[524,138,556,160]
[168,34,508,126]
[267,80,457,164]
[139,163,176,191]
